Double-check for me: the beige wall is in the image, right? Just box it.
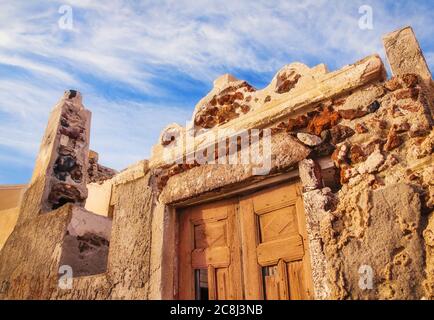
[0,185,26,211]
[0,185,26,250]
[0,207,20,250]
[0,181,112,251]
[84,181,112,217]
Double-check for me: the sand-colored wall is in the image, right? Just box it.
[0,207,20,250]
[85,181,112,217]
[0,185,26,250]
[0,179,112,251]
[0,185,26,211]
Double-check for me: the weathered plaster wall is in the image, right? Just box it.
[298,73,433,299]
[0,204,75,299]
[106,170,155,299]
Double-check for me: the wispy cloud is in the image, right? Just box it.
[0,0,433,182]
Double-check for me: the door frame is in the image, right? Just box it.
[173,173,314,300]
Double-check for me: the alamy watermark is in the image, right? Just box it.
[162,125,272,176]
[58,265,73,290]
[58,5,74,31]
[358,264,374,290]
[358,5,374,30]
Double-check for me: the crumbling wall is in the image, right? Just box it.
[87,150,117,184]
[296,73,433,299]
[0,92,117,300]
[18,90,91,225]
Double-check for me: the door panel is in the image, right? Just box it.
[240,182,314,300]
[179,199,243,300]
[178,181,313,300]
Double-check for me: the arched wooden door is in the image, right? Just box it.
[178,181,313,300]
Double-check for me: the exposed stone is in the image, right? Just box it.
[331,143,349,168]
[48,183,86,210]
[338,108,368,120]
[301,187,337,299]
[311,142,336,158]
[287,115,309,132]
[16,91,91,221]
[340,164,359,184]
[349,144,366,164]
[367,100,381,113]
[384,74,419,92]
[363,139,385,156]
[193,79,256,129]
[409,123,430,137]
[297,132,323,147]
[320,129,331,142]
[355,123,368,134]
[395,87,420,101]
[392,121,410,133]
[87,151,117,184]
[329,125,355,145]
[384,77,403,91]
[402,74,419,88]
[384,129,403,151]
[299,159,323,191]
[275,69,302,94]
[307,106,341,136]
[370,118,388,130]
[357,148,385,174]
[378,154,399,172]
[59,208,112,277]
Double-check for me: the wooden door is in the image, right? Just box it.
[239,182,314,300]
[178,181,313,300]
[178,198,243,300]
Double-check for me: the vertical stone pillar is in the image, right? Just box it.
[18,90,91,224]
[383,26,434,116]
[383,27,432,80]
[299,159,335,300]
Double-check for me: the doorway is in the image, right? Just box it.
[178,181,313,300]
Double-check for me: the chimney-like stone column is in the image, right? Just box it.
[18,90,91,224]
[383,26,434,118]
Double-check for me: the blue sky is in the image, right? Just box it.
[0,0,433,184]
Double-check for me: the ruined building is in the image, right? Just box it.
[0,26,433,300]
